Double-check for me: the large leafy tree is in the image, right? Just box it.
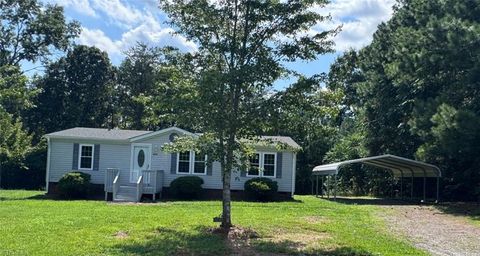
[32,45,116,134]
[0,0,80,67]
[265,76,342,194]
[0,71,33,188]
[0,0,77,189]
[117,44,194,130]
[160,0,337,228]
[0,65,36,118]
[327,0,480,200]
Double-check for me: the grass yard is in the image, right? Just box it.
[0,190,425,256]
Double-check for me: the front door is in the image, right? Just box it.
[130,144,151,183]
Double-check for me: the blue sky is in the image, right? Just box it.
[40,0,396,89]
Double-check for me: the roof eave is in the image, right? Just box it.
[43,134,130,142]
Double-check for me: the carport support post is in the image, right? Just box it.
[321,176,324,198]
[400,175,403,199]
[327,175,330,199]
[411,175,414,199]
[436,176,440,203]
[423,176,426,202]
[315,175,319,197]
[334,174,337,200]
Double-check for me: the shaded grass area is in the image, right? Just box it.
[435,202,480,225]
[0,190,425,255]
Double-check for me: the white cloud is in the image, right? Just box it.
[90,0,143,28]
[77,28,122,56]
[71,0,196,64]
[68,0,395,64]
[78,17,196,64]
[314,0,396,51]
[47,0,97,17]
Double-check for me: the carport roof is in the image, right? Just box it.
[312,154,441,178]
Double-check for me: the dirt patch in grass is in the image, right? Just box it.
[303,215,328,224]
[205,226,259,255]
[205,226,329,255]
[263,228,329,251]
[113,231,129,239]
[380,204,480,256]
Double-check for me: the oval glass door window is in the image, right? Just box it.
[138,149,145,167]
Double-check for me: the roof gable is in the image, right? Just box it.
[44,127,150,141]
[44,127,301,150]
[129,127,195,142]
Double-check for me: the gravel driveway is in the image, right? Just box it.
[381,204,480,256]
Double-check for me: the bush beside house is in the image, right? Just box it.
[169,176,204,199]
[57,172,91,199]
[244,177,278,201]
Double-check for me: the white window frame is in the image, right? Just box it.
[246,152,261,177]
[262,153,277,178]
[176,150,207,175]
[78,144,94,171]
[247,152,277,178]
[176,151,192,174]
[192,151,207,175]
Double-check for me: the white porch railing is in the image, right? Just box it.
[105,169,164,202]
[141,170,164,201]
[104,168,120,200]
[136,175,143,202]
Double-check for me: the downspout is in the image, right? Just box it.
[45,137,51,193]
[291,153,296,197]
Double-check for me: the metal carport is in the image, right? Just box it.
[311,154,442,202]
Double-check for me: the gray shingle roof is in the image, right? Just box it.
[259,136,302,150]
[45,127,151,140]
[45,127,301,150]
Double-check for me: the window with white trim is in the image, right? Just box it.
[178,151,191,173]
[177,151,207,175]
[193,152,207,174]
[247,153,260,176]
[79,144,94,170]
[263,153,276,177]
[247,152,276,177]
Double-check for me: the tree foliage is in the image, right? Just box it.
[327,0,480,200]
[160,0,337,228]
[0,0,80,66]
[32,45,116,135]
[117,44,195,130]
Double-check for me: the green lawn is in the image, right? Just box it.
[0,190,425,256]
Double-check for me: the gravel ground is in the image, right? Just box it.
[380,204,480,256]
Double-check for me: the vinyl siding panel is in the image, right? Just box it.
[49,138,131,185]
[48,132,296,192]
[138,132,295,192]
[136,132,224,190]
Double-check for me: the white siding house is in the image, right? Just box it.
[44,127,300,201]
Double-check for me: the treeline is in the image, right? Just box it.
[1,0,479,201]
[325,0,480,201]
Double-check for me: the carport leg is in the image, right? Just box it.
[316,175,319,197]
[334,174,337,200]
[436,176,440,203]
[411,175,414,199]
[321,176,324,198]
[400,176,403,199]
[423,176,426,203]
[327,176,330,199]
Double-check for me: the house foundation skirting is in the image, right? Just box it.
[48,182,292,201]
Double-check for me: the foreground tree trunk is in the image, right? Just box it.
[221,168,232,229]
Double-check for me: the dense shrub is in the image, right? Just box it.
[57,172,91,199]
[169,176,204,199]
[244,177,278,201]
